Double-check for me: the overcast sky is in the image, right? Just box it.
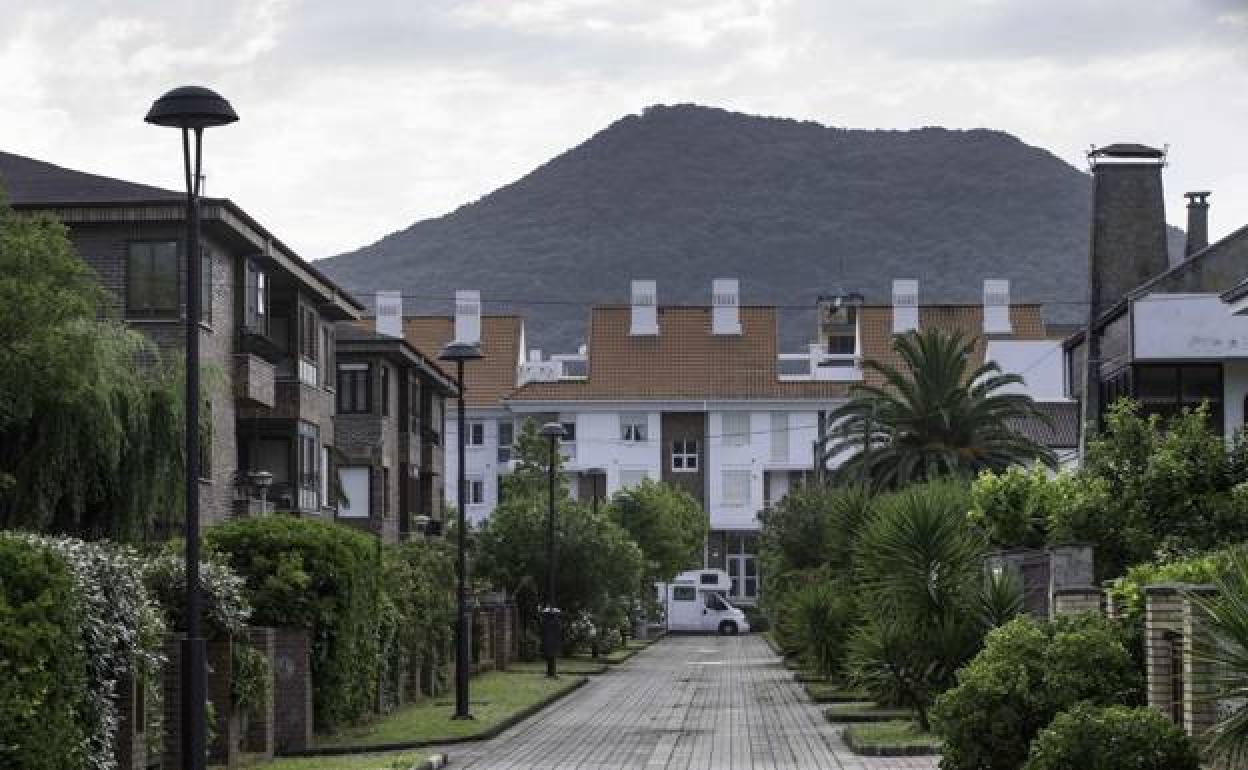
[2,0,1246,260]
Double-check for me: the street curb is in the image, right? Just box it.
[283,675,589,757]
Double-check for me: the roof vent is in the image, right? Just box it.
[983,279,1012,335]
[453,290,481,345]
[375,290,402,338]
[892,279,919,334]
[1185,191,1211,257]
[630,280,658,336]
[712,278,742,335]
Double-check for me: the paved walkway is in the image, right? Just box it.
[442,635,939,770]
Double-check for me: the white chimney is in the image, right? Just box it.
[983,279,1012,334]
[892,279,919,334]
[630,280,658,336]
[375,290,403,338]
[712,278,742,335]
[453,289,481,345]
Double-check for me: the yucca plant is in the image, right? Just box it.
[1192,549,1248,765]
[825,328,1056,489]
[979,566,1026,630]
[788,578,856,680]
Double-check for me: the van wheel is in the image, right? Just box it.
[718,621,738,636]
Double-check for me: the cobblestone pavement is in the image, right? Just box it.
[441,634,939,770]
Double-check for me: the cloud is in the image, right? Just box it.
[0,0,1245,258]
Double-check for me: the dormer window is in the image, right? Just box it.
[818,293,862,356]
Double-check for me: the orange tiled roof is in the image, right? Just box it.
[402,316,523,408]
[508,303,1046,402]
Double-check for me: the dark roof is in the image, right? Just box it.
[0,150,182,204]
[336,323,457,393]
[1007,401,1080,448]
[1089,143,1165,160]
[1222,277,1248,304]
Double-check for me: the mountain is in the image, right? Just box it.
[320,104,1182,350]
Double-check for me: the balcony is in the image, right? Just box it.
[234,353,276,408]
[777,344,863,382]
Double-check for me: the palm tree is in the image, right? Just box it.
[824,328,1056,489]
[1193,548,1248,765]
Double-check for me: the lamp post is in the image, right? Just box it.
[439,341,483,720]
[145,85,237,770]
[539,422,566,678]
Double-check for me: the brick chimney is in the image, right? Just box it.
[1085,143,1170,312]
[1184,191,1211,257]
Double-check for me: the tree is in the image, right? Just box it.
[760,483,872,580]
[824,329,1055,489]
[476,419,643,644]
[606,478,706,584]
[1050,399,1248,579]
[0,192,184,540]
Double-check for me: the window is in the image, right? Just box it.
[380,365,390,417]
[620,414,647,442]
[337,467,370,518]
[706,594,727,611]
[466,421,485,447]
[336,363,370,414]
[243,260,268,334]
[560,421,577,442]
[722,470,750,506]
[1133,364,1223,430]
[408,380,423,432]
[620,469,648,488]
[301,308,318,361]
[770,412,789,463]
[127,241,178,318]
[672,585,696,601]
[320,446,330,508]
[321,327,333,388]
[700,573,719,586]
[722,413,749,447]
[497,420,514,463]
[672,439,699,472]
[298,422,320,510]
[200,248,213,324]
[467,478,485,505]
[198,399,213,480]
[826,334,855,355]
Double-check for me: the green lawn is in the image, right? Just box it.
[313,670,583,749]
[843,720,942,755]
[228,751,433,770]
[509,658,610,675]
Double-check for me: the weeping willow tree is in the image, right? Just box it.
[0,190,186,540]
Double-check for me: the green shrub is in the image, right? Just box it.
[1023,704,1199,770]
[786,578,855,679]
[932,613,1140,770]
[205,514,383,731]
[968,466,1057,548]
[0,536,90,770]
[741,604,769,633]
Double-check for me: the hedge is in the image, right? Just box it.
[205,515,384,731]
[0,536,90,770]
[1023,704,1200,770]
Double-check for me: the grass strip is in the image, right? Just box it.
[300,671,585,753]
[227,750,436,769]
[509,658,610,675]
[803,681,870,703]
[824,702,917,723]
[843,720,942,757]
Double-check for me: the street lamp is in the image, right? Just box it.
[439,340,483,720]
[145,85,237,770]
[539,421,566,678]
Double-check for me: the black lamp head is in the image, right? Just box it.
[145,86,239,129]
[439,341,484,363]
[540,422,566,440]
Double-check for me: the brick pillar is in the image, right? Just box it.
[206,636,240,767]
[1183,586,1221,742]
[1145,584,1187,722]
[162,633,186,770]
[114,671,146,770]
[273,628,312,753]
[1103,580,1123,620]
[1052,587,1103,618]
[243,627,276,758]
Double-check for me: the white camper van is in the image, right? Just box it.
[657,569,751,635]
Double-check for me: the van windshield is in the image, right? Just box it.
[706,592,734,611]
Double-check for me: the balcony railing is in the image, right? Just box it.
[777,345,863,382]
